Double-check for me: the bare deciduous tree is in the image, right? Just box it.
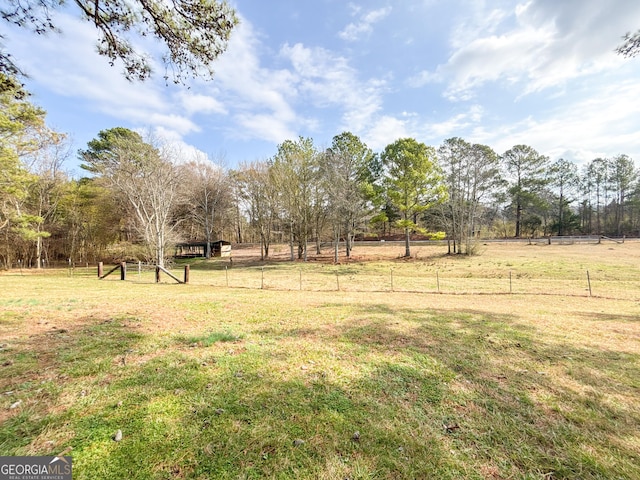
[438,138,501,254]
[234,160,279,260]
[80,128,182,266]
[180,154,232,258]
[271,137,319,261]
[323,132,375,262]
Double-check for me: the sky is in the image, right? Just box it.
[5,0,640,174]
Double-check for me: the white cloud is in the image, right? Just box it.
[426,105,484,138]
[468,79,640,164]
[449,3,510,50]
[211,18,301,143]
[339,6,392,41]
[363,116,410,150]
[147,127,208,164]
[406,70,440,88]
[358,104,485,151]
[234,113,297,144]
[280,43,387,135]
[178,92,227,115]
[413,0,640,99]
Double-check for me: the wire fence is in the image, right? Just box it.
[7,258,638,300]
[222,267,639,299]
[96,262,640,301]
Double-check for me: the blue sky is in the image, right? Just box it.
[6,0,640,174]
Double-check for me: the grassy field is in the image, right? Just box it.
[1,242,639,479]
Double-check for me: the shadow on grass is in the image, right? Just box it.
[1,304,638,479]
[572,311,640,323]
[0,317,144,453]
[329,304,640,479]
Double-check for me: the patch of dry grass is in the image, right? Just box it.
[179,240,640,299]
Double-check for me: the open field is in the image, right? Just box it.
[190,240,640,299]
[1,242,639,479]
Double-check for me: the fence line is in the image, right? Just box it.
[11,261,636,300]
[175,265,638,301]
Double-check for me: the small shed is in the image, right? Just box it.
[175,240,231,258]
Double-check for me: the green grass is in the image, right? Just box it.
[1,243,639,479]
[176,330,243,346]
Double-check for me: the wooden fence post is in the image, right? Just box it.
[120,262,126,281]
[155,266,161,283]
[184,265,190,284]
[98,262,103,278]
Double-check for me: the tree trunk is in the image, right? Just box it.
[404,228,411,257]
[36,235,42,270]
[157,230,165,267]
[289,224,295,261]
[515,203,522,237]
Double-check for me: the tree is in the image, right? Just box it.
[23,131,69,268]
[380,138,445,257]
[617,30,640,58]
[56,177,122,264]
[180,155,231,258]
[1,0,238,83]
[322,132,375,262]
[501,145,549,237]
[80,128,182,266]
[0,74,48,267]
[437,137,501,254]
[548,158,579,236]
[234,160,279,260]
[609,154,637,236]
[582,158,609,234]
[271,137,319,261]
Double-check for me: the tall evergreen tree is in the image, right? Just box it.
[381,138,445,257]
[501,145,549,237]
[548,158,579,236]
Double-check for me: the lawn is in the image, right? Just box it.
[1,242,639,479]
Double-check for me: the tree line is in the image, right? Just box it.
[2,75,640,268]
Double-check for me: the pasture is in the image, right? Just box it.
[1,241,639,479]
